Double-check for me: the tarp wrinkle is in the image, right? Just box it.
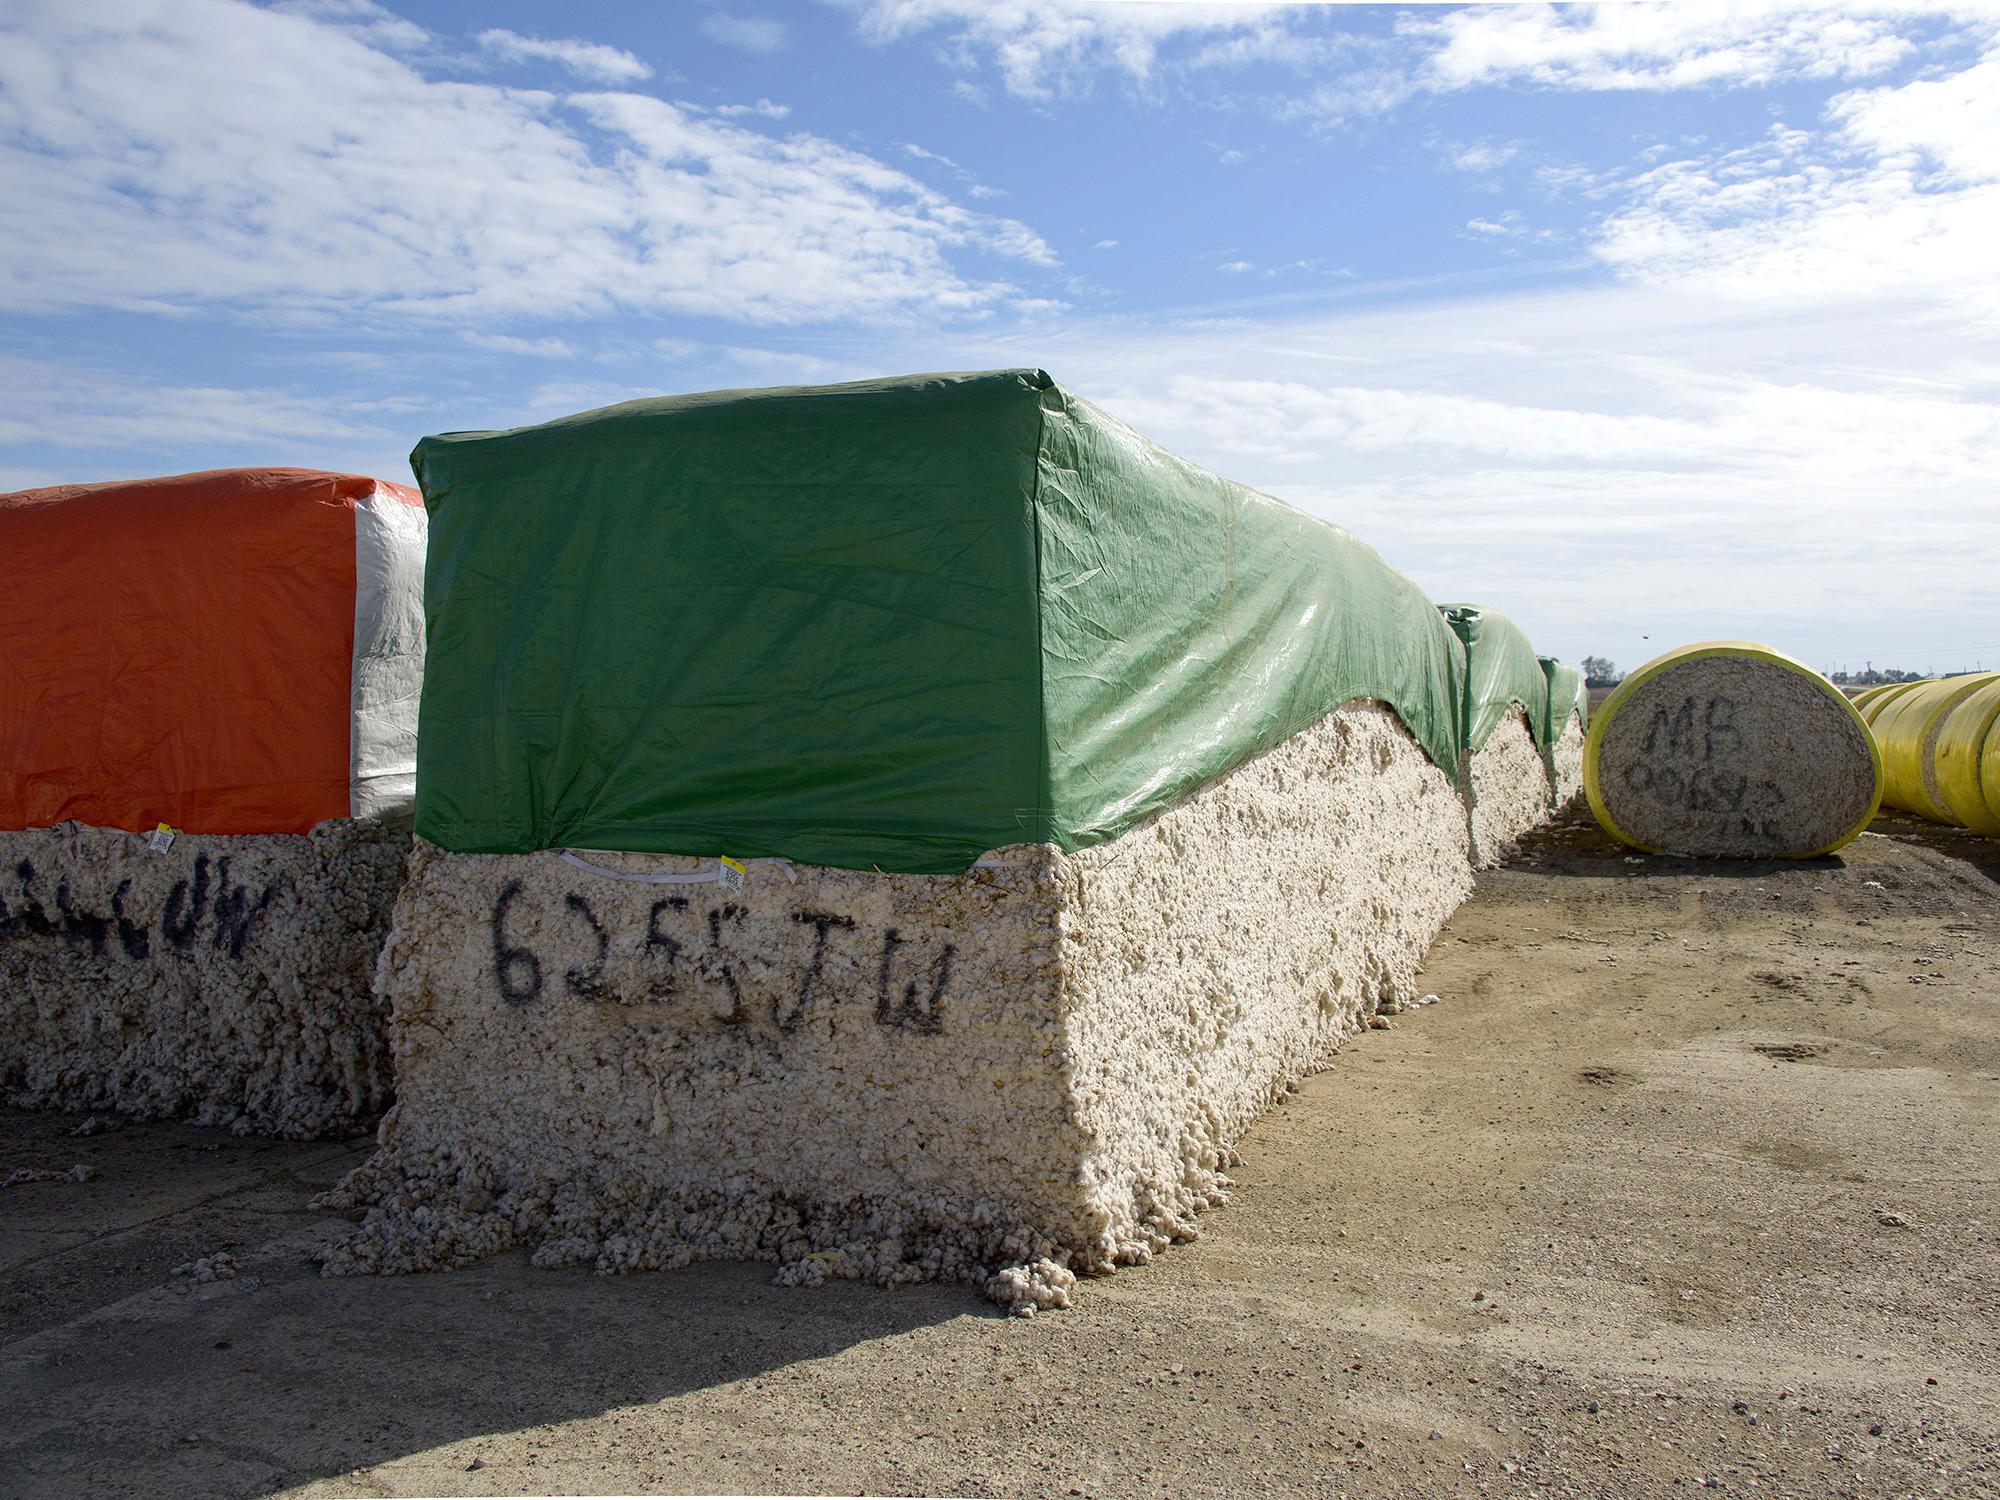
[1440,603,1581,754]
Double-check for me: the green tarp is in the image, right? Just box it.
[411,369,1485,872]
[1438,604,1577,755]
[1540,656,1590,744]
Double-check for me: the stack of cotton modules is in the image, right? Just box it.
[323,370,1584,1311]
[1859,674,2000,836]
[0,469,425,1138]
[1441,605,1588,866]
[1584,642,1882,859]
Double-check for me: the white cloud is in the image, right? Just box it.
[1450,140,1521,173]
[1831,39,2000,183]
[1285,3,1992,129]
[901,142,962,168]
[461,332,580,359]
[711,99,792,119]
[270,0,426,52]
[701,13,790,54]
[0,0,1056,327]
[1219,260,1255,274]
[1094,239,1118,250]
[1416,1,1922,93]
[843,0,1299,100]
[1464,210,1560,244]
[0,354,402,461]
[520,379,664,422]
[874,278,1998,669]
[476,27,652,84]
[842,0,1992,135]
[1184,19,1353,74]
[1589,49,2000,325]
[718,346,872,383]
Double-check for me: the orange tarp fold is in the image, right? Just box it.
[1,468,418,835]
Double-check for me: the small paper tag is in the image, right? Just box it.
[716,855,746,894]
[148,823,176,854]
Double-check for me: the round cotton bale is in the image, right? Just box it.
[1871,673,1999,826]
[1856,680,1924,728]
[1584,642,1882,858]
[1933,676,2000,836]
[1847,682,1906,717]
[1985,715,2000,837]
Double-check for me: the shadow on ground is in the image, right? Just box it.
[1519,801,2000,898]
[1,1111,973,1498]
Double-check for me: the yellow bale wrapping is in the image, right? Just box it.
[1871,674,2000,826]
[1985,716,2000,835]
[1584,641,1882,858]
[1942,679,2000,835]
[1858,680,1928,728]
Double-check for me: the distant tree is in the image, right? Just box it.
[1581,655,1623,687]
[1837,666,1931,685]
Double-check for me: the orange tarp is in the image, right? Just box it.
[1,468,420,835]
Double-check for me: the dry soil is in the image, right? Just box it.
[2,807,1995,1499]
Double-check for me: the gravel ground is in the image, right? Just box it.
[2,807,1995,1499]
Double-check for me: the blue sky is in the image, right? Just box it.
[3,0,1997,677]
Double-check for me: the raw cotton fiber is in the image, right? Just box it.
[322,703,1525,1309]
[1,821,406,1138]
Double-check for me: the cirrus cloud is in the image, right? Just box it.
[1589,46,2000,325]
[476,27,654,84]
[0,0,1056,327]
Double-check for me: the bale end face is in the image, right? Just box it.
[1584,645,1881,859]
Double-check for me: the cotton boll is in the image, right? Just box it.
[985,1257,1076,1315]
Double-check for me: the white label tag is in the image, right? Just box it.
[148,823,176,854]
[716,856,746,894]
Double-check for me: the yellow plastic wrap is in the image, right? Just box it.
[1856,680,1923,726]
[1939,678,2000,834]
[1985,715,2000,835]
[1869,674,1997,824]
[1860,673,2000,836]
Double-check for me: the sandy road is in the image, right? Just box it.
[3,808,1996,1498]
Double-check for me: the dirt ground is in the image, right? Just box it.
[3,807,1996,1499]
